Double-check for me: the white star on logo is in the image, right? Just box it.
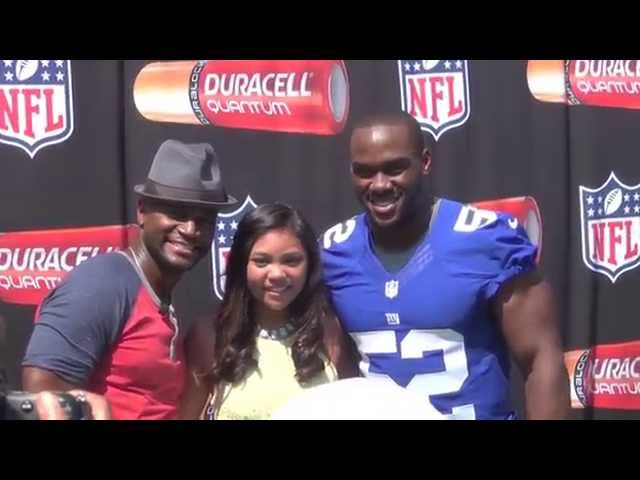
[55,60,64,68]
[597,196,603,204]
[4,71,13,81]
[635,205,640,214]
[404,62,411,72]
[587,208,595,217]
[3,60,13,67]
[218,234,227,244]
[41,60,50,68]
[55,71,64,81]
[217,221,225,230]
[230,220,238,230]
[413,62,421,71]
[586,196,594,205]
[455,60,463,69]
[597,208,603,215]
[41,71,50,81]
[624,206,631,214]
[624,193,631,202]
[444,60,452,69]
[634,192,640,202]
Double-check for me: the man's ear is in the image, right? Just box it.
[136,199,145,227]
[421,148,432,176]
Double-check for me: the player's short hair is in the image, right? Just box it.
[351,111,428,154]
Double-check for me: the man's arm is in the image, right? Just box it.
[22,255,135,394]
[22,367,81,392]
[494,270,570,419]
[178,316,215,420]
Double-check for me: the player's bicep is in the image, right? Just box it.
[494,270,561,373]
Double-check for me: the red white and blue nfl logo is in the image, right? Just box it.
[398,60,470,141]
[211,195,258,300]
[0,60,74,157]
[579,172,640,283]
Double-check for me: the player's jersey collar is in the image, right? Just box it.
[361,198,443,280]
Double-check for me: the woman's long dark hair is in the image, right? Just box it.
[206,203,332,387]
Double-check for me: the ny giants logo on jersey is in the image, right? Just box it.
[0,60,74,157]
[579,172,640,283]
[385,312,400,325]
[398,60,470,141]
[211,195,258,300]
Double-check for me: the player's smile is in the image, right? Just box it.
[367,190,402,220]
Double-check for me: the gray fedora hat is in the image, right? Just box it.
[134,139,237,207]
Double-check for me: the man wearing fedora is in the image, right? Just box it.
[21,140,237,420]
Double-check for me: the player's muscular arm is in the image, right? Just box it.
[494,270,570,419]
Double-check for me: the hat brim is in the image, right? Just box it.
[134,184,238,208]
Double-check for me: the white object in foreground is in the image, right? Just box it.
[271,377,444,420]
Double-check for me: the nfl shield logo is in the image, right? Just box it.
[385,280,399,299]
[211,195,258,300]
[398,60,470,140]
[0,60,74,157]
[579,172,640,283]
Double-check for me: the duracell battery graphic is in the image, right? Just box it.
[565,340,640,410]
[133,60,350,135]
[528,60,640,110]
[0,224,138,306]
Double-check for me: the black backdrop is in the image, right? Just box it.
[2,59,638,419]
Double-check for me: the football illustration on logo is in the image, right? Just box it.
[15,60,39,81]
[604,188,622,215]
[422,60,440,70]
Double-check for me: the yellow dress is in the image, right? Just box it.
[213,335,337,420]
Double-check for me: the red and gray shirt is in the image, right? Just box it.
[22,252,190,420]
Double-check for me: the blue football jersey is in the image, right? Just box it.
[321,198,537,420]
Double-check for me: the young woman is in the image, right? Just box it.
[181,203,359,420]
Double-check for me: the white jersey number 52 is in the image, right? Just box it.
[350,329,476,420]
